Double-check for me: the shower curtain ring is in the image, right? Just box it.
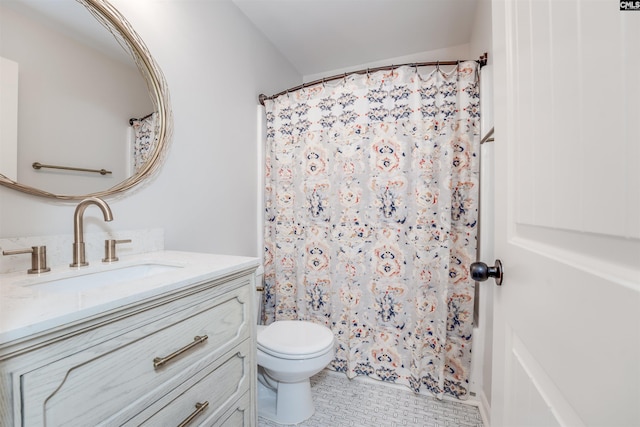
[414,63,422,80]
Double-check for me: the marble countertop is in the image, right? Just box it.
[0,251,259,345]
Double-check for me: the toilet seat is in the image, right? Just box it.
[257,320,334,360]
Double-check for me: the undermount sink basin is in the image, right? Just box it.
[26,263,183,293]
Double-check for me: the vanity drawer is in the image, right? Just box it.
[20,283,251,426]
[127,340,251,426]
[206,391,252,427]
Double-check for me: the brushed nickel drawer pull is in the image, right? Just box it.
[177,401,209,427]
[153,335,208,369]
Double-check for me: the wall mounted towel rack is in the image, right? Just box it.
[32,162,112,175]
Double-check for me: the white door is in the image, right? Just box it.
[490,1,640,426]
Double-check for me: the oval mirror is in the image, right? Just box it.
[0,0,171,200]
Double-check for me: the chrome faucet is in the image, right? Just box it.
[70,197,113,267]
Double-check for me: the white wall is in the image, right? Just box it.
[303,43,471,83]
[0,0,300,258]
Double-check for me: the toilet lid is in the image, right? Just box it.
[257,320,334,358]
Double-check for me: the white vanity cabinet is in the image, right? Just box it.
[0,253,258,427]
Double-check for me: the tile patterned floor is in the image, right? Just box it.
[258,370,484,427]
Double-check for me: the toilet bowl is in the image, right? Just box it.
[256,320,334,424]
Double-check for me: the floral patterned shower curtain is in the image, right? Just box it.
[131,112,157,173]
[263,62,480,399]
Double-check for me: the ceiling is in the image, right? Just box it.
[232,0,480,77]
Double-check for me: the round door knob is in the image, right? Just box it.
[469,259,503,286]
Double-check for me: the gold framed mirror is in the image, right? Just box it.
[0,0,171,200]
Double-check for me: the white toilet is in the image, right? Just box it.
[255,277,335,425]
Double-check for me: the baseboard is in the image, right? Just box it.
[477,388,491,426]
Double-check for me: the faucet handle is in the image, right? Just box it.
[102,239,132,263]
[2,246,51,274]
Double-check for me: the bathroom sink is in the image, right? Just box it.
[26,263,183,293]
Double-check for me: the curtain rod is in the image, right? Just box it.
[129,112,153,126]
[259,53,487,106]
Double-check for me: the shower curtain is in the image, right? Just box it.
[262,62,480,399]
[131,112,157,173]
